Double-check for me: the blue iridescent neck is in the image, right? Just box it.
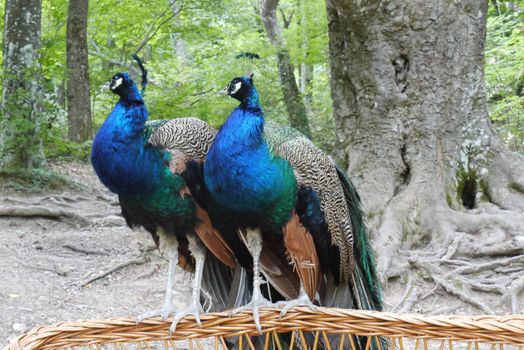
[120,84,143,104]
[240,86,262,112]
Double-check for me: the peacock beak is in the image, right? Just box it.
[218,88,229,96]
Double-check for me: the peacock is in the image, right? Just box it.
[90,65,238,333]
[204,75,384,346]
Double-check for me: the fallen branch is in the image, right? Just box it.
[133,264,159,281]
[81,254,149,287]
[63,244,109,256]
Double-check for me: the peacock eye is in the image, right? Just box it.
[111,77,123,90]
[230,81,242,95]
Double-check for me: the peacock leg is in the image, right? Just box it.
[170,234,205,333]
[278,283,316,317]
[136,231,178,322]
[230,228,278,333]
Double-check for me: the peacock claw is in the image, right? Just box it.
[230,295,278,333]
[136,304,176,323]
[278,294,316,319]
[170,304,203,334]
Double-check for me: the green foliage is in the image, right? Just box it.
[0,167,72,192]
[42,126,93,161]
[4,0,334,166]
[485,3,524,152]
[81,0,333,140]
[2,0,522,179]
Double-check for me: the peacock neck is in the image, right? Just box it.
[92,99,163,196]
[106,99,147,139]
[240,87,261,111]
[219,106,265,150]
[120,84,143,104]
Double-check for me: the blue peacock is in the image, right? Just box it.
[91,66,239,333]
[204,75,384,345]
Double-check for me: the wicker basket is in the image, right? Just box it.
[5,307,524,349]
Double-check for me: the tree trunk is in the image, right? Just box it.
[259,0,312,138]
[170,0,188,65]
[0,0,45,170]
[300,63,313,119]
[326,0,524,311]
[66,0,92,142]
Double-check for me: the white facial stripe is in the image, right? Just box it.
[230,81,242,95]
[111,77,123,90]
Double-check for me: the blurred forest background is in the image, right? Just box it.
[0,0,521,177]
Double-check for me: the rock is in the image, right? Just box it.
[12,323,27,333]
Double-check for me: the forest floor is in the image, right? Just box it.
[0,162,521,347]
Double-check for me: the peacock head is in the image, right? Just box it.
[108,72,133,94]
[107,72,142,102]
[221,74,258,106]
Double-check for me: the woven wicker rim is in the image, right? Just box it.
[6,307,524,349]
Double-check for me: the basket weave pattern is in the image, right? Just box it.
[5,307,524,349]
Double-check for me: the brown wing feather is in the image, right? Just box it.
[177,238,195,273]
[260,239,300,300]
[194,204,236,268]
[282,211,321,300]
[268,127,355,283]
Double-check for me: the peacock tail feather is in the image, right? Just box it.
[336,166,382,311]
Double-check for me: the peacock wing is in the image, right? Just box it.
[145,118,236,268]
[260,238,301,300]
[281,211,321,300]
[146,117,216,163]
[264,123,355,284]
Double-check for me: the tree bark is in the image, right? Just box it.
[326,0,524,281]
[300,63,314,119]
[66,0,92,142]
[259,0,312,138]
[0,0,45,170]
[298,0,313,120]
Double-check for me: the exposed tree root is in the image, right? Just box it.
[374,149,524,315]
[392,272,420,312]
[0,205,90,225]
[0,193,122,227]
[497,273,524,313]
[407,257,494,314]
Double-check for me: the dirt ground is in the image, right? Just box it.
[0,163,521,346]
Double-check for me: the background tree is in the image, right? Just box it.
[326,0,524,312]
[0,0,44,170]
[66,0,91,142]
[259,0,312,137]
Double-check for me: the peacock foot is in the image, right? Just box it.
[136,303,176,323]
[230,295,278,333]
[169,303,203,334]
[278,293,317,318]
